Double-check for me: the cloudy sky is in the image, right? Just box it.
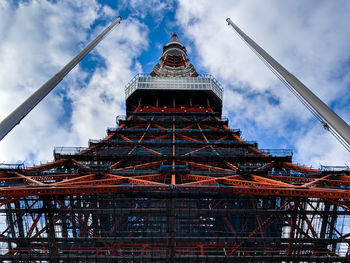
[0,0,350,168]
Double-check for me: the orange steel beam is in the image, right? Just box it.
[26,213,42,238]
[110,160,123,169]
[251,174,295,187]
[180,174,216,181]
[325,198,350,211]
[114,160,164,171]
[129,124,145,129]
[180,178,218,186]
[53,174,96,185]
[119,134,133,142]
[180,175,242,186]
[138,121,152,142]
[177,133,199,142]
[223,161,238,171]
[263,174,317,184]
[103,114,133,139]
[178,116,191,122]
[102,132,115,141]
[133,173,166,181]
[262,174,350,187]
[183,161,233,172]
[118,119,156,158]
[13,172,45,186]
[301,174,332,188]
[148,134,170,141]
[20,173,85,183]
[230,133,267,156]
[196,122,238,171]
[182,124,195,130]
[5,248,338,255]
[153,123,166,129]
[202,124,219,130]
[215,135,229,142]
[302,212,318,238]
[281,162,318,172]
[339,175,350,181]
[55,177,128,186]
[31,218,59,239]
[221,178,275,187]
[140,146,162,156]
[104,173,166,186]
[129,177,167,186]
[184,145,209,156]
[1,184,349,199]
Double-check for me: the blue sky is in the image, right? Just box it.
[0,0,350,167]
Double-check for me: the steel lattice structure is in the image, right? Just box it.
[0,33,349,262]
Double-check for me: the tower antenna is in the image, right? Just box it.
[226,18,350,152]
[0,16,122,141]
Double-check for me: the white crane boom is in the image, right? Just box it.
[226,18,350,151]
[0,16,122,141]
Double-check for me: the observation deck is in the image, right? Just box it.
[125,74,223,100]
[125,74,224,115]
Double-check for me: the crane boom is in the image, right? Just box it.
[0,16,122,141]
[226,18,350,151]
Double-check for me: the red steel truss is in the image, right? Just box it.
[0,107,349,262]
[0,33,349,262]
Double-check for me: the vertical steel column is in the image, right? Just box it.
[44,197,58,263]
[167,197,176,263]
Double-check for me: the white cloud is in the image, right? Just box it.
[69,18,149,144]
[176,0,350,166]
[121,0,174,23]
[0,0,148,164]
[1,0,350,168]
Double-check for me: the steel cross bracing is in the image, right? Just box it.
[0,106,349,262]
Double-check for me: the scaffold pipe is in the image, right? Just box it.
[0,16,122,141]
[226,18,350,152]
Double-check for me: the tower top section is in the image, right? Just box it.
[165,32,184,47]
[125,32,223,115]
[151,32,198,77]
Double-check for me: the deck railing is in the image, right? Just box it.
[125,73,223,100]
